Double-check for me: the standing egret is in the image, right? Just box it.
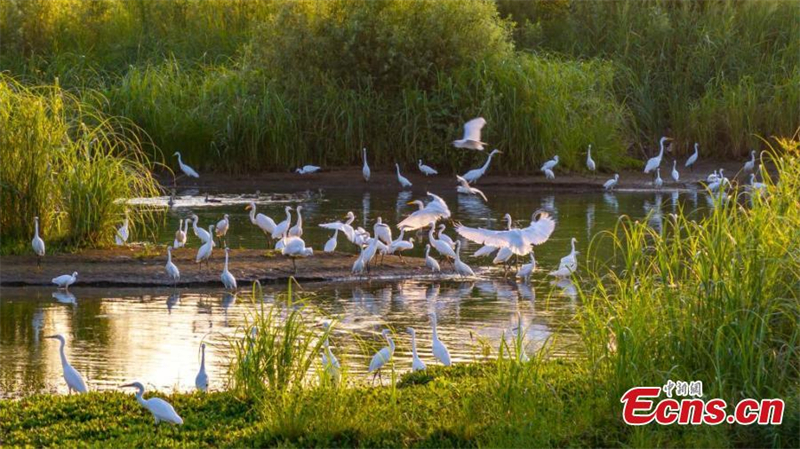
[644,137,671,174]
[455,210,556,257]
[429,224,456,261]
[407,327,427,372]
[321,322,340,381]
[654,168,663,189]
[396,192,451,231]
[749,173,766,193]
[424,244,441,273]
[362,148,371,182]
[173,219,187,248]
[45,334,88,394]
[387,230,414,261]
[586,145,596,173]
[373,217,393,245]
[272,206,293,240]
[418,160,438,176]
[395,163,413,189]
[462,149,502,183]
[452,117,487,151]
[288,206,304,237]
[191,215,213,244]
[743,150,756,172]
[115,216,129,246]
[324,230,339,253]
[165,246,180,286]
[195,343,208,392]
[429,312,451,366]
[215,214,230,246]
[671,161,680,183]
[456,175,488,202]
[368,329,395,384]
[437,224,456,249]
[603,174,619,191]
[295,165,321,174]
[453,241,475,278]
[517,253,536,282]
[685,143,699,171]
[52,272,78,290]
[544,168,555,180]
[195,225,214,270]
[541,155,559,173]
[246,202,277,244]
[319,211,356,244]
[549,238,578,278]
[32,216,45,267]
[281,233,313,273]
[173,152,199,179]
[120,382,184,425]
[221,247,237,290]
[706,170,720,183]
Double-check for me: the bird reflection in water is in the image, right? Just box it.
[52,291,77,305]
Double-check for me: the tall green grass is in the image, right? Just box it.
[0,75,160,253]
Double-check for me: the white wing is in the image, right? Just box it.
[462,117,486,142]
[455,213,555,255]
[319,222,355,242]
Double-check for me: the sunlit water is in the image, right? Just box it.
[1,187,708,398]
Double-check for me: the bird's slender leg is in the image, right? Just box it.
[37,256,41,269]
[291,258,297,274]
[399,253,406,264]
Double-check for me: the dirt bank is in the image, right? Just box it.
[0,247,454,288]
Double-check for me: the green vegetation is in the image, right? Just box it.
[0,75,160,254]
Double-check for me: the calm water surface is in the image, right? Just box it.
[1,186,708,398]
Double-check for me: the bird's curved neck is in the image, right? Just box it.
[658,141,665,157]
[570,240,576,254]
[249,206,256,223]
[58,340,68,366]
[410,334,418,357]
[482,153,494,169]
[505,216,512,229]
[167,249,172,262]
[224,252,229,270]
[387,336,395,352]
[345,214,354,225]
[296,209,303,226]
[285,209,292,221]
[135,389,146,405]
[431,318,438,338]
[34,219,40,236]
[200,347,206,369]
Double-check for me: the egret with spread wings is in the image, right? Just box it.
[397,192,451,231]
[455,210,555,256]
[452,117,487,151]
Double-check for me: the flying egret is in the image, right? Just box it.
[671,161,680,183]
[195,343,208,392]
[195,225,214,269]
[452,117,487,151]
[321,323,340,381]
[288,206,304,237]
[453,241,475,278]
[743,150,756,172]
[165,246,180,286]
[456,175,488,201]
[32,216,45,267]
[246,202,277,244]
[295,165,321,174]
[517,253,536,282]
[373,217,392,245]
[424,244,441,272]
[395,163,413,189]
[407,327,427,372]
[191,215,213,244]
[654,168,663,189]
[462,149,502,184]
[397,192,451,231]
[544,168,555,180]
[429,224,457,261]
[586,145,596,173]
[221,247,237,290]
[121,381,184,425]
[52,272,78,290]
[455,210,556,257]
[173,219,187,248]
[272,206,293,240]
[362,148,371,182]
[418,160,438,176]
[472,214,513,258]
[173,152,199,179]
[324,230,338,253]
[319,211,356,243]
[368,329,395,383]
[644,137,671,174]
[685,143,699,171]
[115,215,129,246]
[45,334,88,394]
[215,214,230,246]
[549,238,578,278]
[281,233,313,273]
[603,174,619,191]
[541,155,559,173]
[429,312,451,366]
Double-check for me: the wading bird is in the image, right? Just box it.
[744,150,756,172]
[455,210,556,257]
[472,214,514,259]
[324,229,338,253]
[453,241,475,278]
[462,149,502,184]
[52,272,78,290]
[430,312,451,366]
[362,148,371,182]
[173,219,187,248]
[281,233,313,273]
[246,202,277,243]
[456,175,488,202]
[541,155,559,174]
[319,211,356,244]
[685,143,699,171]
[215,214,230,246]
[272,206,293,240]
[165,246,180,286]
[288,206,304,237]
[397,192,451,231]
[429,224,457,261]
[191,215,213,245]
[549,238,578,278]
[749,173,766,193]
[115,215,129,246]
[407,327,426,372]
[395,163,413,189]
[437,224,456,249]
[603,174,619,191]
[368,329,395,383]
[517,253,536,283]
[544,168,555,180]
[424,244,441,273]
[387,231,414,261]
[221,247,237,290]
[120,381,184,425]
[644,137,671,174]
[586,145,596,173]
[45,334,88,394]
[654,168,663,189]
[32,216,45,267]
[195,225,214,269]
[173,152,199,179]
[295,165,321,175]
[452,117,487,151]
[321,322,340,381]
[195,343,208,392]
[671,161,680,183]
[418,160,438,176]
[374,217,392,245]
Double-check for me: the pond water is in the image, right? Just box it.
[0,186,709,398]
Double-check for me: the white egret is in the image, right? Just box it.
[549,238,578,278]
[455,210,555,257]
[517,253,536,282]
[492,247,513,266]
[387,230,414,260]
[45,334,88,394]
[749,173,766,193]
[246,202,277,243]
[173,219,187,248]
[407,327,427,372]
[473,214,513,258]
[362,148,371,182]
[456,175,488,202]
[586,145,596,173]
[685,143,699,171]
[352,248,367,274]
[191,215,213,244]
[281,233,313,272]
[272,206,293,240]
[114,216,129,246]
[295,165,321,175]
[373,217,392,245]
[429,312,451,366]
[319,211,356,243]
[324,230,339,253]
[395,163,413,189]
[671,161,680,183]
[368,329,395,383]
[215,214,230,246]
[195,225,214,269]
[654,168,663,189]
[424,244,441,272]
[429,224,456,260]
[221,247,237,290]
[603,174,619,191]
[544,168,555,180]
[437,224,456,249]
[121,381,184,425]
[418,160,438,176]
[397,192,451,231]
[644,137,671,174]
[541,155,559,172]
[288,206,304,237]
[165,246,180,286]
[174,152,199,179]
[452,117,487,151]
[321,323,340,381]
[453,241,475,278]
[462,149,502,184]
[52,272,78,290]
[32,216,45,267]
[195,343,208,392]
[744,150,756,172]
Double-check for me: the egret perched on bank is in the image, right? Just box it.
[246,202,277,243]
[289,206,304,237]
[195,343,208,392]
[456,175,488,202]
[749,173,766,193]
[397,192,451,231]
[32,216,45,267]
[424,244,441,272]
[418,160,438,176]
[281,233,313,273]
[395,163,413,189]
[215,214,230,245]
[368,329,395,383]
[455,210,556,257]
[407,327,426,372]
[644,137,671,174]
[541,155,559,173]
[272,206,293,240]
[373,217,392,245]
[603,174,619,191]
[362,148,371,182]
[453,241,475,278]
[115,215,129,246]
[671,161,680,183]
[52,272,78,290]
[462,149,502,184]
[544,168,555,180]
[195,225,214,269]
[319,211,356,243]
[743,150,756,172]
[437,224,456,250]
[452,117,487,151]
[586,145,596,173]
[45,334,88,394]
[549,238,578,278]
[173,219,187,248]
[165,246,180,286]
[517,253,536,282]
[429,312,451,366]
[191,215,213,244]
[429,224,457,261]
[685,143,699,171]
[295,165,321,175]
[221,247,237,290]
[121,381,184,425]
[324,230,338,253]
[387,231,414,261]
[173,151,199,179]
[654,168,663,189]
